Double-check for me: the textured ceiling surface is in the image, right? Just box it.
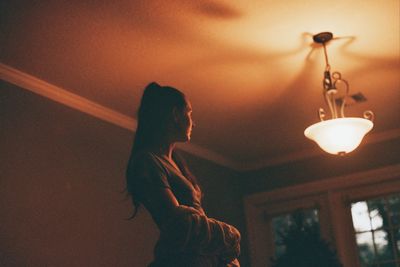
[1,0,399,168]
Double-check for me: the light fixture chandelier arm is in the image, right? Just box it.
[363,110,375,121]
[321,41,349,120]
[324,88,337,119]
[320,40,340,120]
[331,71,349,118]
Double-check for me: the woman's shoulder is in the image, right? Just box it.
[130,151,164,171]
[132,150,156,162]
[127,150,167,181]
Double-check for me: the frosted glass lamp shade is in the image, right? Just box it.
[304,118,373,155]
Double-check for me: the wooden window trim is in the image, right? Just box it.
[244,164,400,267]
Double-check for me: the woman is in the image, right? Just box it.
[126,82,241,266]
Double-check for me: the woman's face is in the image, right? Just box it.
[176,98,194,142]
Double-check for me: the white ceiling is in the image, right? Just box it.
[1,0,399,170]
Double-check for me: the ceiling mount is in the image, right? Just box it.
[313,32,333,44]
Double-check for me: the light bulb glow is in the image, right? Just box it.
[304,118,373,155]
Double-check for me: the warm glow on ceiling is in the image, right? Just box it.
[1,0,399,165]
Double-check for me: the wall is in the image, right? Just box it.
[0,81,246,266]
[238,137,400,196]
[236,131,400,267]
[237,135,400,267]
[0,81,157,266]
[2,79,397,267]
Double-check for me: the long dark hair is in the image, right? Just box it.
[126,82,198,218]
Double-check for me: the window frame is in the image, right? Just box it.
[244,164,400,267]
[339,178,400,266]
[261,194,331,262]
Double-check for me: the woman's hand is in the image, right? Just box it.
[226,258,240,267]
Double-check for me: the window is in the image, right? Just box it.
[244,165,400,267]
[272,209,320,257]
[351,194,400,267]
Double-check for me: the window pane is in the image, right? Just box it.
[380,263,397,267]
[370,208,383,230]
[388,196,400,227]
[352,201,372,232]
[396,227,400,256]
[367,198,386,230]
[351,193,400,267]
[274,245,285,258]
[356,232,375,265]
[374,230,393,261]
[271,209,319,258]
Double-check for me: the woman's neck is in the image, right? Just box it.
[154,142,176,159]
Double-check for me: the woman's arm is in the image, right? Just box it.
[146,186,240,261]
[130,153,240,261]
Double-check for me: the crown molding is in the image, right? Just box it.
[0,63,137,131]
[176,142,237,169]
[235,128,400,171]
[245,163,400,204]
[0,63,237,169]
[1,62,399,172]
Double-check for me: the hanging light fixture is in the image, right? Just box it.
[304,32,374,155]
